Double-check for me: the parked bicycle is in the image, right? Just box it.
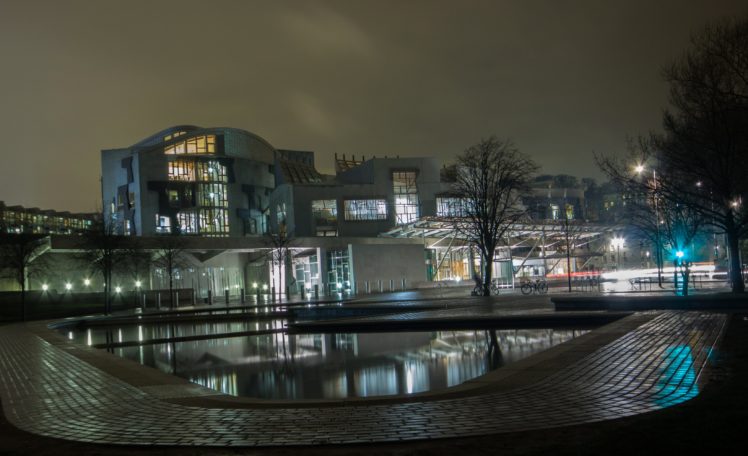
[520,279,548,295]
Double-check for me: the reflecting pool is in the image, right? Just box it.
[87,327,588,400]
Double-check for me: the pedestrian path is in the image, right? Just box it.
[0,311,726,447]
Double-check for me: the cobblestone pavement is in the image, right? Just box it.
[0,311,726,447]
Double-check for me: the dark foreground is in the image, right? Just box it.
[1,312,745,455]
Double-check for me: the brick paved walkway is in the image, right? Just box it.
[0,311,726,447]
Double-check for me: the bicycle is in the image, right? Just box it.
[520,279,548,295]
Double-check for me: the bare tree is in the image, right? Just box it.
[0,221,48,321]
[264,228,294,300]
[152,235,189,308]
[648,18,748,292]
[597,144,707,295]
[76,216,127,315]
[451,137,539,296]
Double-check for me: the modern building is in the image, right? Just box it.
[0,201,95,234]
[101,125,288,237]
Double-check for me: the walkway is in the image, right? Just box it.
[0,311,726,447]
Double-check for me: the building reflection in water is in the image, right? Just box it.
[110,326,586,400]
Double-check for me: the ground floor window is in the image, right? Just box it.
[327,249,351,291]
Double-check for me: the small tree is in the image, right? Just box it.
[264,228,294,300]
[153,234,189,308]
[77,216,127,315]
[451,137,539,296]
[0,223,48,321]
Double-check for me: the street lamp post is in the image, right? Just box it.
[611,237,625,270]
[636,165,664,287]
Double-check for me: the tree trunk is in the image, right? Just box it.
[482,247,493,296]
[726,229,745,293]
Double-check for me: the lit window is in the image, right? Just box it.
[155,215,171,234]
[168,190,180,207]
[344,199,387,221]
[436,197,467,217]
[312,199,337,236]
[550,204,560,220]
[197,183,228,207]
[164,135,216,155]
[168,160,195,181]
[196,160,227,182]
[177,211,198,234]
[392,171,419,224]
[565,203,574,220]
[199,208,229,236]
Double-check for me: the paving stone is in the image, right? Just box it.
[0,311,726,447]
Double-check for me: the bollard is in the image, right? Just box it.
[225,289,230,305]
[240,288,246,304]
[255,287,260,301]
[301,287,306,300]
[142,292,147,309]
[402,278,406,290]
[208,289,213,306]
[192,289,197,306]
[156,292,161,310]
[390,279,394,292]
[365,281,370,294]
[285,286,290,302]
[314,284,319,300]
[175,291,179,308]
[271,287,276,302]
[378,280,383,293]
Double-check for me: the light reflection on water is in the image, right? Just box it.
[106,327,587,400]
[66,320,287,346]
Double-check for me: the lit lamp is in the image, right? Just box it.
[84,278,91,287]
[115,286,122,293]
[135,280,142,289]
[611,237,625,269]
[42,284,49,292]
[65,282,72,291]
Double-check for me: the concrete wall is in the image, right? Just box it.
[350,243,426,292]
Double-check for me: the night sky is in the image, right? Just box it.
[1,0,746,213]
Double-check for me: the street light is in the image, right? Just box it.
[635,164,663,287]
[611,237,625,269]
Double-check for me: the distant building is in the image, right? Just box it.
[0,200,95,234]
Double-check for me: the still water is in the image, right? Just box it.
[70,324,587,400]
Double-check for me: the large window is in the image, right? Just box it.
[436,197,467,217]
[197,183,228,208]
[393,171,419,224]
[344,199,387,221]
[199,208,229,235]
[168,160,195,181]
[155,214,171,234]
[196,160,227,182]
[312,199,338,236]
[164,135,216,155]
[177,211,197,234]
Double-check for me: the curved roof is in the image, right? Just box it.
[130,126,278,155]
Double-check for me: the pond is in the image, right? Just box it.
[64,322,588,400]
